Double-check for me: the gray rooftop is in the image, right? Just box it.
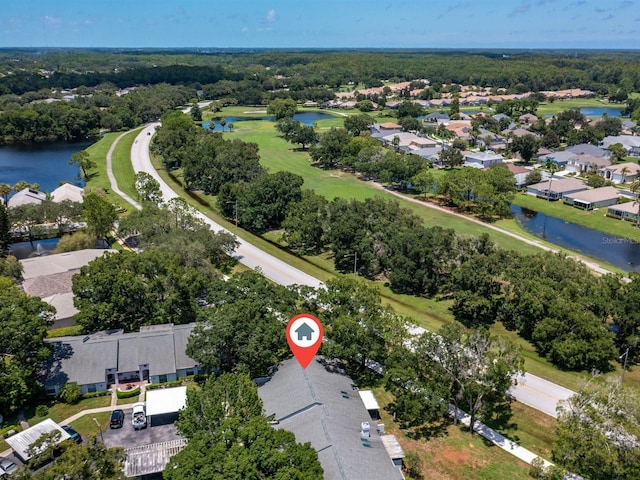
[43,323,198,388]
[529,177,587,194]
[258,357,404,480]
[565,143,608,158]
[20,249,116,280]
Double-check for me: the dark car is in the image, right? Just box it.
[110,409,125,429]
[61,425,82,444]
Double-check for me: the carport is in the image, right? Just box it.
[146,386,187,427]
[5,418,71,463]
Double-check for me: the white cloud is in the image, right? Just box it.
[266,9,276,23]
[43,15,61,26]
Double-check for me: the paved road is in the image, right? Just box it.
[130,124,576,417]
[129,124,322,288]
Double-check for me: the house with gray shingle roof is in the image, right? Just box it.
[41,323,201,395]
[563,186,620,210]
[258,357,404,480]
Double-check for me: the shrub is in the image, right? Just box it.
[1,425,20,438]
[146,380,182,391]
[58,383,82,404]
[47,325,83,338]
[35,405,49,417]
[116,387,140,399]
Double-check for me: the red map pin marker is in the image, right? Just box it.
[286,313,324,369]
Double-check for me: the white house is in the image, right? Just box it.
[600,162,640,184]
[7,188,46,208]
[464,151,504,169]
[51,183,84,203]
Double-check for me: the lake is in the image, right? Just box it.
[0,140,93,194]
[511,205,640,271]
[202,111,334,131]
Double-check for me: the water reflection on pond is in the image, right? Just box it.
[511,205,640,271]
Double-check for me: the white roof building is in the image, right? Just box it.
[51,183,84,203]
[7,188,46,208]
[5,419,71,462]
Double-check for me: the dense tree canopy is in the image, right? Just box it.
[553,378,640,480]
[167,373,323,480]
[72,250,209,333]
[0,277,54,414]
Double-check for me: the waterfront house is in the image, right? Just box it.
[563,186,620,210]
[464,151,504,169]
[527,177,588,200]
[607,202,639,222]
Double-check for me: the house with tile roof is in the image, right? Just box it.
[600,162,640,184]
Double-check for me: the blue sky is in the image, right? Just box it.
[0,0,639,50]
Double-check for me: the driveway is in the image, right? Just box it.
[103,408,182,449]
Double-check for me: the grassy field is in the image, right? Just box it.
[109,129,141,202]
[372,387,532,480]
[536,98,626,117]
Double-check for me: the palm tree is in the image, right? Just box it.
[0,184,11,204]
[620,166,630,184]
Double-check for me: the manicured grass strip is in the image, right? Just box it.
[84,132,135,212]
[110,128,142,202]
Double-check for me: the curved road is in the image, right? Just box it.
[128,123,574,417]
[129,123,322,289]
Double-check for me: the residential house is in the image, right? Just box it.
[464,151,504,169]
[20,249,115,329]
[505,163,533,188]
[42,323,202,395]
[409,146,442,162]
[370,122,402,139]
[565,154,611,174]
[527,177,588,200]
[7,188,46,208]
[607,201,639,222]
[384,100,402,109]
[51,183,84,203]
[505,128,539,139]
[563,186,620,210]
[445,120,473,141]
[537,150,576,169]
[519,113,538,124]
[258,357,404,480]
[600,162,640,184]
[565,143,609,158]
[601,135,640,156]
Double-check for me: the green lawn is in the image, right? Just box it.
[372,387,532,480]
[69,411,111,441]
[536,98,626,117]
[109,129,141,202]
[84,132,131,212]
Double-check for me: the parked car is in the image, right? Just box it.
[0,457,17,476]
[110,409,125,429]
[132,403,147,430]
[61,425,82,444]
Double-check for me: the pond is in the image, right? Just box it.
[8,237,60,259]
[579,107,625,118]
[511,205,640,271]
[202,111,334,131]
[0,140,92,194]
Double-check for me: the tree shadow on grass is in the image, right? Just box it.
[405,417,452,442]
